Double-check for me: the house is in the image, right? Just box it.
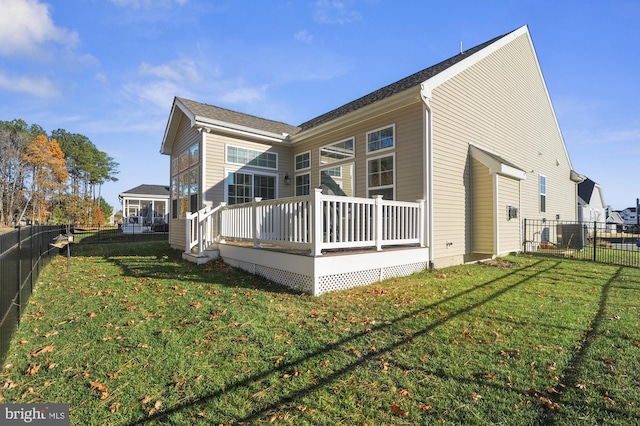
[578,177,606,223]
[118,184,170,233]
[160,25,582,295]
[618,206,639,231]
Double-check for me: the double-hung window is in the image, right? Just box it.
[295,151,311,196]
[366,124,395,199]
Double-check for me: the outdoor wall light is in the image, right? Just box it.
[284,174,291,185]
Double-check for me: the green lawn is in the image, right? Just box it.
[1,241,639,425]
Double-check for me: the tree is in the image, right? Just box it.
[22,135,69,223]
[0,120,44,226]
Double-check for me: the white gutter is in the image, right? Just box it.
[195,116,290,144]
[420,85,435,269]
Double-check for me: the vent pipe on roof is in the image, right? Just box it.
[460,41,463,54]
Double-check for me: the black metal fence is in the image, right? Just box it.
[70,223,168,245]
[0,225,66,363]
[523,219,640,267]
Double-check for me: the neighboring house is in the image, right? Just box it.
[578,177,606,223]
[119,184,170,233]
[618,206,639,231]
[606,207,624,230]
[160,25,582,295]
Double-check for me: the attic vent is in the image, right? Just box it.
[507,205,519,220]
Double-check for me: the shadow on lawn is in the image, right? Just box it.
[126,259,572,424]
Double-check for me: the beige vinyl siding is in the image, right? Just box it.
[472,159,493,254]
[168,112,201,250]
[430,32,576,267]
[497,175,521,254]
[203,133,293,207]
[292,101,425,202]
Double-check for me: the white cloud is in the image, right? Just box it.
[314,0,361,24]
[138,58,200,82]
[294,29,313,44]
[111,0,188,9]
[0,0,78,57]
[0,71,58,97]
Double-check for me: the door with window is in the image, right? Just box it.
[227,171,277,204]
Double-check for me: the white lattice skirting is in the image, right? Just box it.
[218,245,429,296]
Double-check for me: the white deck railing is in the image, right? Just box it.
[186,188,424,256]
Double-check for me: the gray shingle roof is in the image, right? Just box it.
[121,184,169,197]
[177,97,300,136]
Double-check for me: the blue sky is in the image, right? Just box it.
[1,0,639,212]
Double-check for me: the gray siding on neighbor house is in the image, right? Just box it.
[430,32,576,267]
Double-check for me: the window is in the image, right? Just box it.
[367,154,394,199]
[320,163,354,196]
[226,145,277,169]
[367,125,394,153]
[189,144,199,165]
[171,144,200,218]
[540,175,547,213]
[227,171,276,205]
[320,138,355,165]
[295,173,310,196]
[295,151,311,171]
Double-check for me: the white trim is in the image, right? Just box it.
[319,137,355,166]
[469,145,526,180]
[225,144,278,170]
[201,128,208,205]
[294,150,311,171]
[366,123,395,155]
[366,152,396,200]
[224,167,279,204]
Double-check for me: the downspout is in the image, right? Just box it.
[420,84,435,269]
[199,127,209,207]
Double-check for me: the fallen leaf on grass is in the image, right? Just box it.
[3,379,17,389]
[141,396,153,404]
[148,400,162,417]
[470,392,483,402]
[419,402,432,411]
[28,345,54,358]
[89,381,109,399]
[391,403,408,417]
[110,402,120,413]
[25,363,41,376]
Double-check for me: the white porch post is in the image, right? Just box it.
[417,199,426,247]
[197,209,204,256]
[184,212,192,255]
[311,188,323,256]
[218,202,227,244]
[374,195,383,251]
[252,197,262,248]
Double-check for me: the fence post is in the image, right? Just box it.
[593,221,597,262]
[374,195,383,251]
[311,188,323,256]
[417,199,425,247]
[252,197,262,248]
[523,219,527,253]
